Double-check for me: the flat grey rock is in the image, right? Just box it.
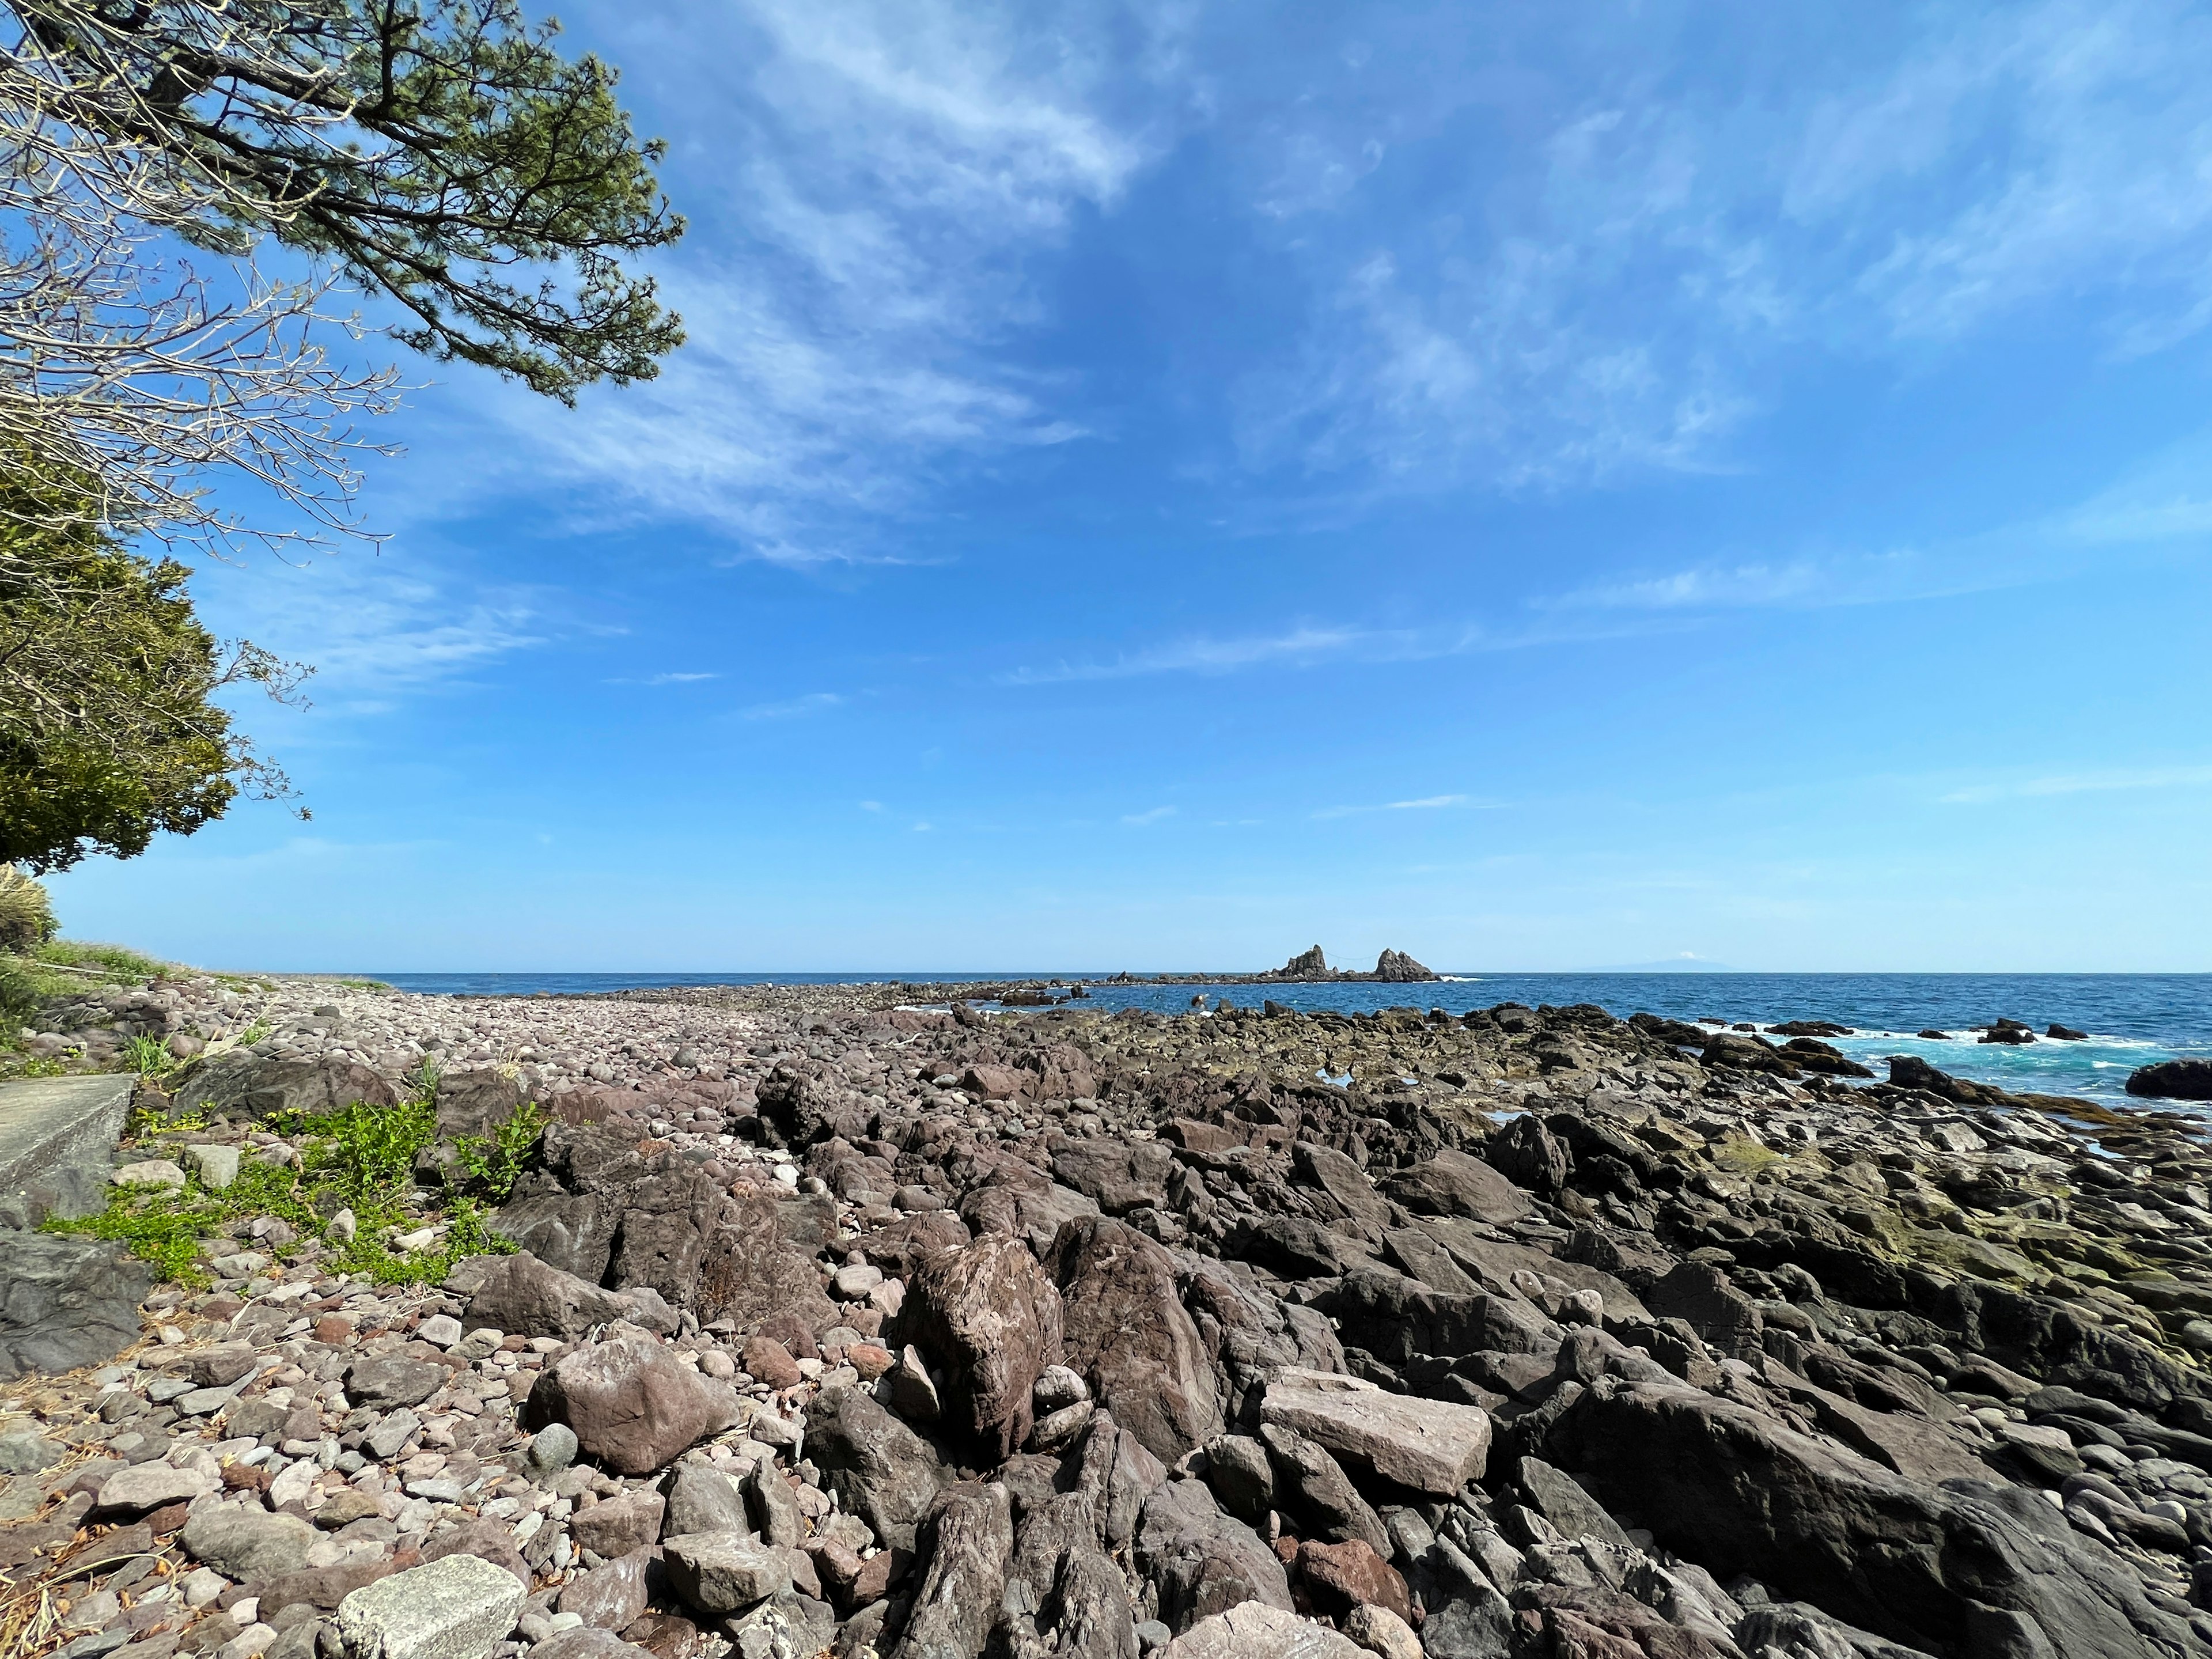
[335,1552,526,1659]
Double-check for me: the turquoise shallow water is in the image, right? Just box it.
[367,971,2209,1108]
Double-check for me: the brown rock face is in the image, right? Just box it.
[523,1336,741,1475]
[1049,1216,1224,1466]
[743,1335,802,1391]
[901,1233,1065,1459]
[1377,1149,1532,1225]
[1296,1539,1412,1626]
[464,1251,675,1339]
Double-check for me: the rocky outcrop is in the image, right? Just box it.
[899,1232,1064,1459]
[1371,949,1436,982]
[1050,1216,1223,1465]
[0,1233,153,1380]
[2129,1058,2212,1100]
[18,971,2212,1659]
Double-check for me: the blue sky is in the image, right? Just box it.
[47,0,2212,972]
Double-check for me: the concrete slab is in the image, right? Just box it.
[0,1073,135,1228]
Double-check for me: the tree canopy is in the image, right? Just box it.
[6,0,685,402]
[0,469,305,872]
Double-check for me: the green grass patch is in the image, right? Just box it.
[48,1087,544,1289]
[36,939,177,978]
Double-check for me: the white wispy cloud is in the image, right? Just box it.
[1000,624,1414,684]
[192,552,552,709]
[605,671,721,685]
[737,692,845,720]
[1121,805,1177,825]
[469,0,1186,560]
[1312,794,1478,820]
[1233,0,2212,495]
[1941,765,2212,804]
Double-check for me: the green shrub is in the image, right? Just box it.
[0,865,55,953]
[51,1092,547,1288]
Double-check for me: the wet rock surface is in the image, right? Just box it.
[9,976,2212,1658]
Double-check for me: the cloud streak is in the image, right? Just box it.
[1312,794,1483,820]
[1941,765,2212,804]
[737,692,845,720]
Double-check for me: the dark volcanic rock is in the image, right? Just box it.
[0,1234,153,1381]
[2128,1058,2212,1101]
[896,1482,1013,1659]
[522,1336,740,1475]
[1549,1378,2200,1658]
[1372,949,1437,982]
[464,1250,676,1338]
[1048,1216,1223,1466]
[170,1052,397,1120]
[1134,1477,1293,1635]
[901,1232,1064,1460]
[806,1385,946,1552]
[1377,1148,1532,1223]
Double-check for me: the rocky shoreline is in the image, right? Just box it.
[5,972,2212,1659]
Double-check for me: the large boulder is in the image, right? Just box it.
[495,1126,817,1324]
[1321,1266,1558,1367]
[1001,1488,1136,1657]
[522,1335,740,1475]
[2128,1059,2212,1101]
[1164,1603,1362,1659]
[1050,1137,1176,1215]
[1548,1378,2201,1658]
[1047,1217,1222,1466]
[0,1233,153,1381]
[891,1483,1013,1659]
[1180,1259,1346,1429]
[435,1068,527,1139]
[1290,1142,1395,1236]
[1377,1150,1532,1224]
[1258,1423,1390,1556]
[900,1233,1064,1459]
[1071,1411,1169,1553]
[753,1062,849,1148]
[463,1252,674,1339]
[1260,1369,1491,1495]
[170,1052,397,1120]
[807,1385,947,1552]
[1135,1480,1294,1635]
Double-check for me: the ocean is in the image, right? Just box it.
[363,971,2209,1109]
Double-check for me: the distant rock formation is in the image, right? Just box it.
[1373,949,1438,982]
[1262,945,1438,982]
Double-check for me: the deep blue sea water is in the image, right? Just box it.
[365,971,2209,1108]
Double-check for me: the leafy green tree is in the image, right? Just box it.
[0,472,306,872]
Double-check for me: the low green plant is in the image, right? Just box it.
[123,1033,177,1076]
[455,1099,549,1203]
[3,1054,68,1079]
[128,1096,208,1137]
[51,1093,547,1289]
[236,1020,274,1047]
